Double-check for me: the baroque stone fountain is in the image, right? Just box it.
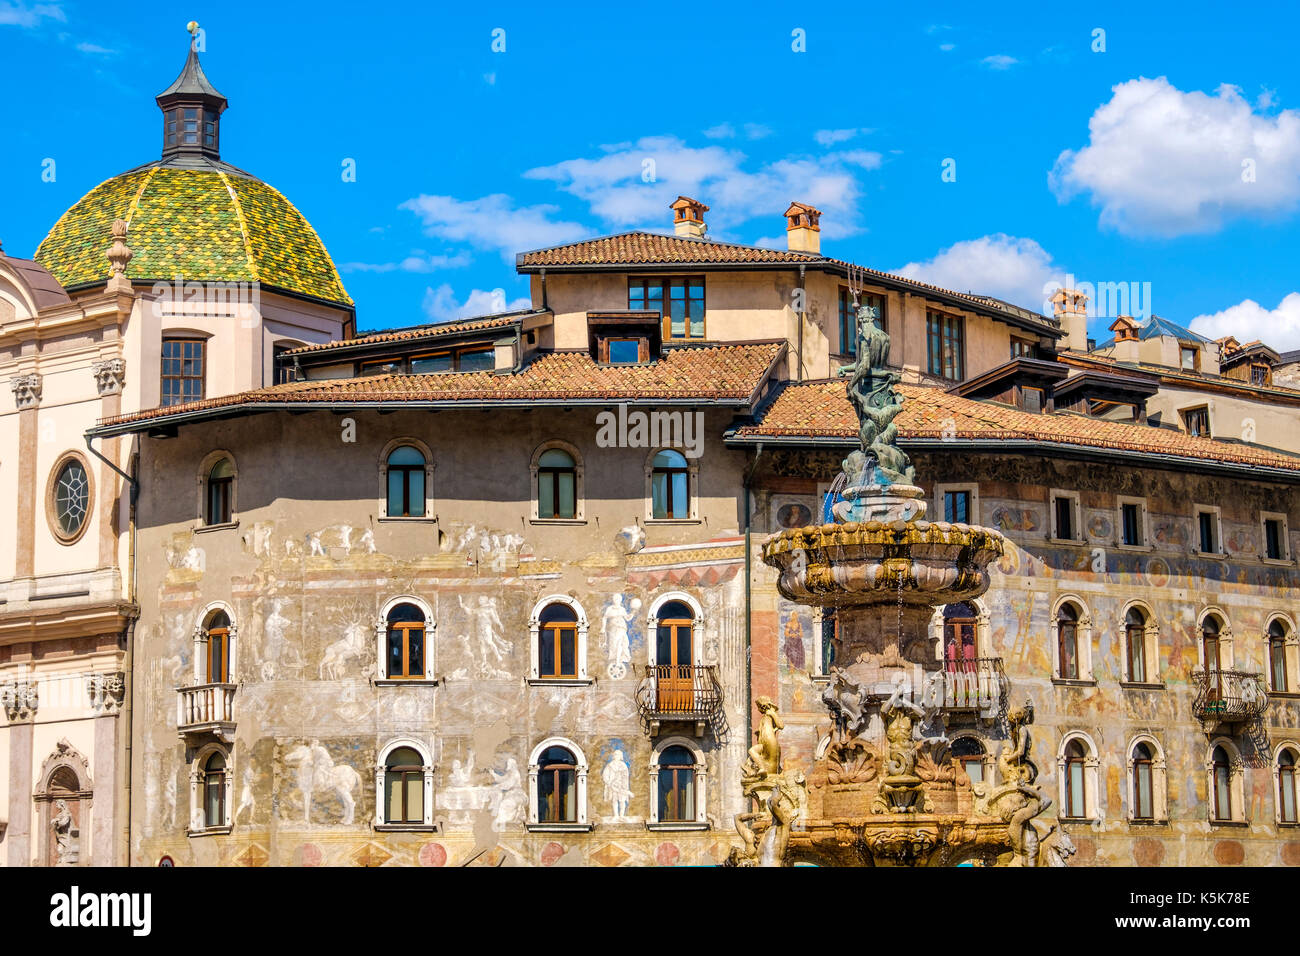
[727,291,1073,867]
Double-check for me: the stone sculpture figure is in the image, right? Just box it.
[821,666,869,737]
[971,700,1064,866]
[729,697,808,867]
[844,302,915,487]
[51,799,75,865]
[742,696,784,788]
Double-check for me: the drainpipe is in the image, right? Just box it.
[796,266,806,382]
[742,442,764,752]
[539,268,548,312]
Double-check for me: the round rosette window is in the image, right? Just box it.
[51,457,91,542]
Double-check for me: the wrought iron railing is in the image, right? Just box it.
[177,682,237,732]
[636,665,727,737]
[1193,669,1267,723]
[935,657,1006,717]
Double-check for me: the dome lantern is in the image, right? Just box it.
[155,22,228,162]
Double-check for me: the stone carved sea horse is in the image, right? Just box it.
[844,303,915,487]
[973,700,1059,866]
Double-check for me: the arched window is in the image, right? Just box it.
[373,739,435,829]
[1269,619,1291,693]
[951,736,986,786]
[1057,603,1080,680]
[657,745,696,823]
[1064,740,1087,817]
[36,743,93,866]
[537,448,576,520]
[384,747,424,824]
[655,600,696,713]
[206,458,233,525]
[386,445,426,517]
[538,602,578,680]
[203,751,227,829]
[1132,742,1155,821]
[1277,747,1298,825]
[1212,745,1233,821]
[386,603,425,679]
[527,738,590,830]
[943,602,977,669]
[205,610,231,683]
[1058,733,1098,821]
[1125,606,1148,683]
[650,449,689,519]
[537,746,578,823]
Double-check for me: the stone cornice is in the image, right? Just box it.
[0,600,138,644]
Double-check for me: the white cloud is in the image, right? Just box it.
[1050,77,1300,236]
[1190,293,1300,351]
[893,234,1059,313]
[0,2,64,26]
[981,54,1018,70]
[421,284,531,323]
[703,122,735,139]
[939,43,955,52]
[399,194,587,261]
[75,41,115,54]
[525,135,880,238]
[340,251,472,273]
[814,128,860,147]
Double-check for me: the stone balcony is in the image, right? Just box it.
[635,664,727,738]
[932,657,1007,721]
[177,682,237,741]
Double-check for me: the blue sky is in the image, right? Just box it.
[3,1,1300,346]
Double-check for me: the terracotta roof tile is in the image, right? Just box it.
[97,341,785,429]
[733,379,1300,473]
[283,313,533,356]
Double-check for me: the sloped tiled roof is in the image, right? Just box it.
[94,341,786,431]
[283,312,537,356]
[1095,314,1211,350]
[1061,352,1300,402]
[35,167,351,306]
[516,231,1059,336]
[730,379,1300,473]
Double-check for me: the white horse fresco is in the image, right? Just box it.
[282,740,360,825]
[320,621,369,680]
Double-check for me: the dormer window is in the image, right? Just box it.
[1180,346,1199,371]
[587,311,662,364]
[607,338,644,364]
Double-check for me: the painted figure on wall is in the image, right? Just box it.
[782,610,806,671]
[282,740,361,826]
[602,749,632,822]
[460,595,511,678]
[601,595,641,679]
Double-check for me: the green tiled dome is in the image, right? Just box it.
[35,165,352,307]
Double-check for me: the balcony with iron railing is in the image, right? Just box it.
[177,682,237,741]
[934,657,1007,721]
[1192,669,1267,725]
[635,664,727,738]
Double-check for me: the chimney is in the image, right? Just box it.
[1108,315,1140,362]
[784,202,821,254]
[671,196,709,238]
[1051,287,1089,352]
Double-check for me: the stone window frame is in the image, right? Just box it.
[1193,503,1226,558]
[1050,594,1094,684]
[932,482,979,525]
[1197,606,1235,671]
[1126,734,1168,824]
[374,594,436,684]
[527,594,592,685]
[1118,599,1162,686]
[1056,730,1100,822]
[1260,510,1292,564]
[1207,737,1246,825]
[645,592,706,667]
[1048,488,1082,543]
[644,446,700,523]
[191,601,239,686]
[377,437,436,522]
[1115,495,1152,551]
[529,439,586,524]
[1273,740,1300,826]
[928,597,993,660]
[373,736,438,831]
[647,735,709,830]
[35,740,94,866]
[1265,613,1299,695]
[45,450,95,546]
[194,449,238,532]
[188,741,234,837]
[526,736,592,832]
